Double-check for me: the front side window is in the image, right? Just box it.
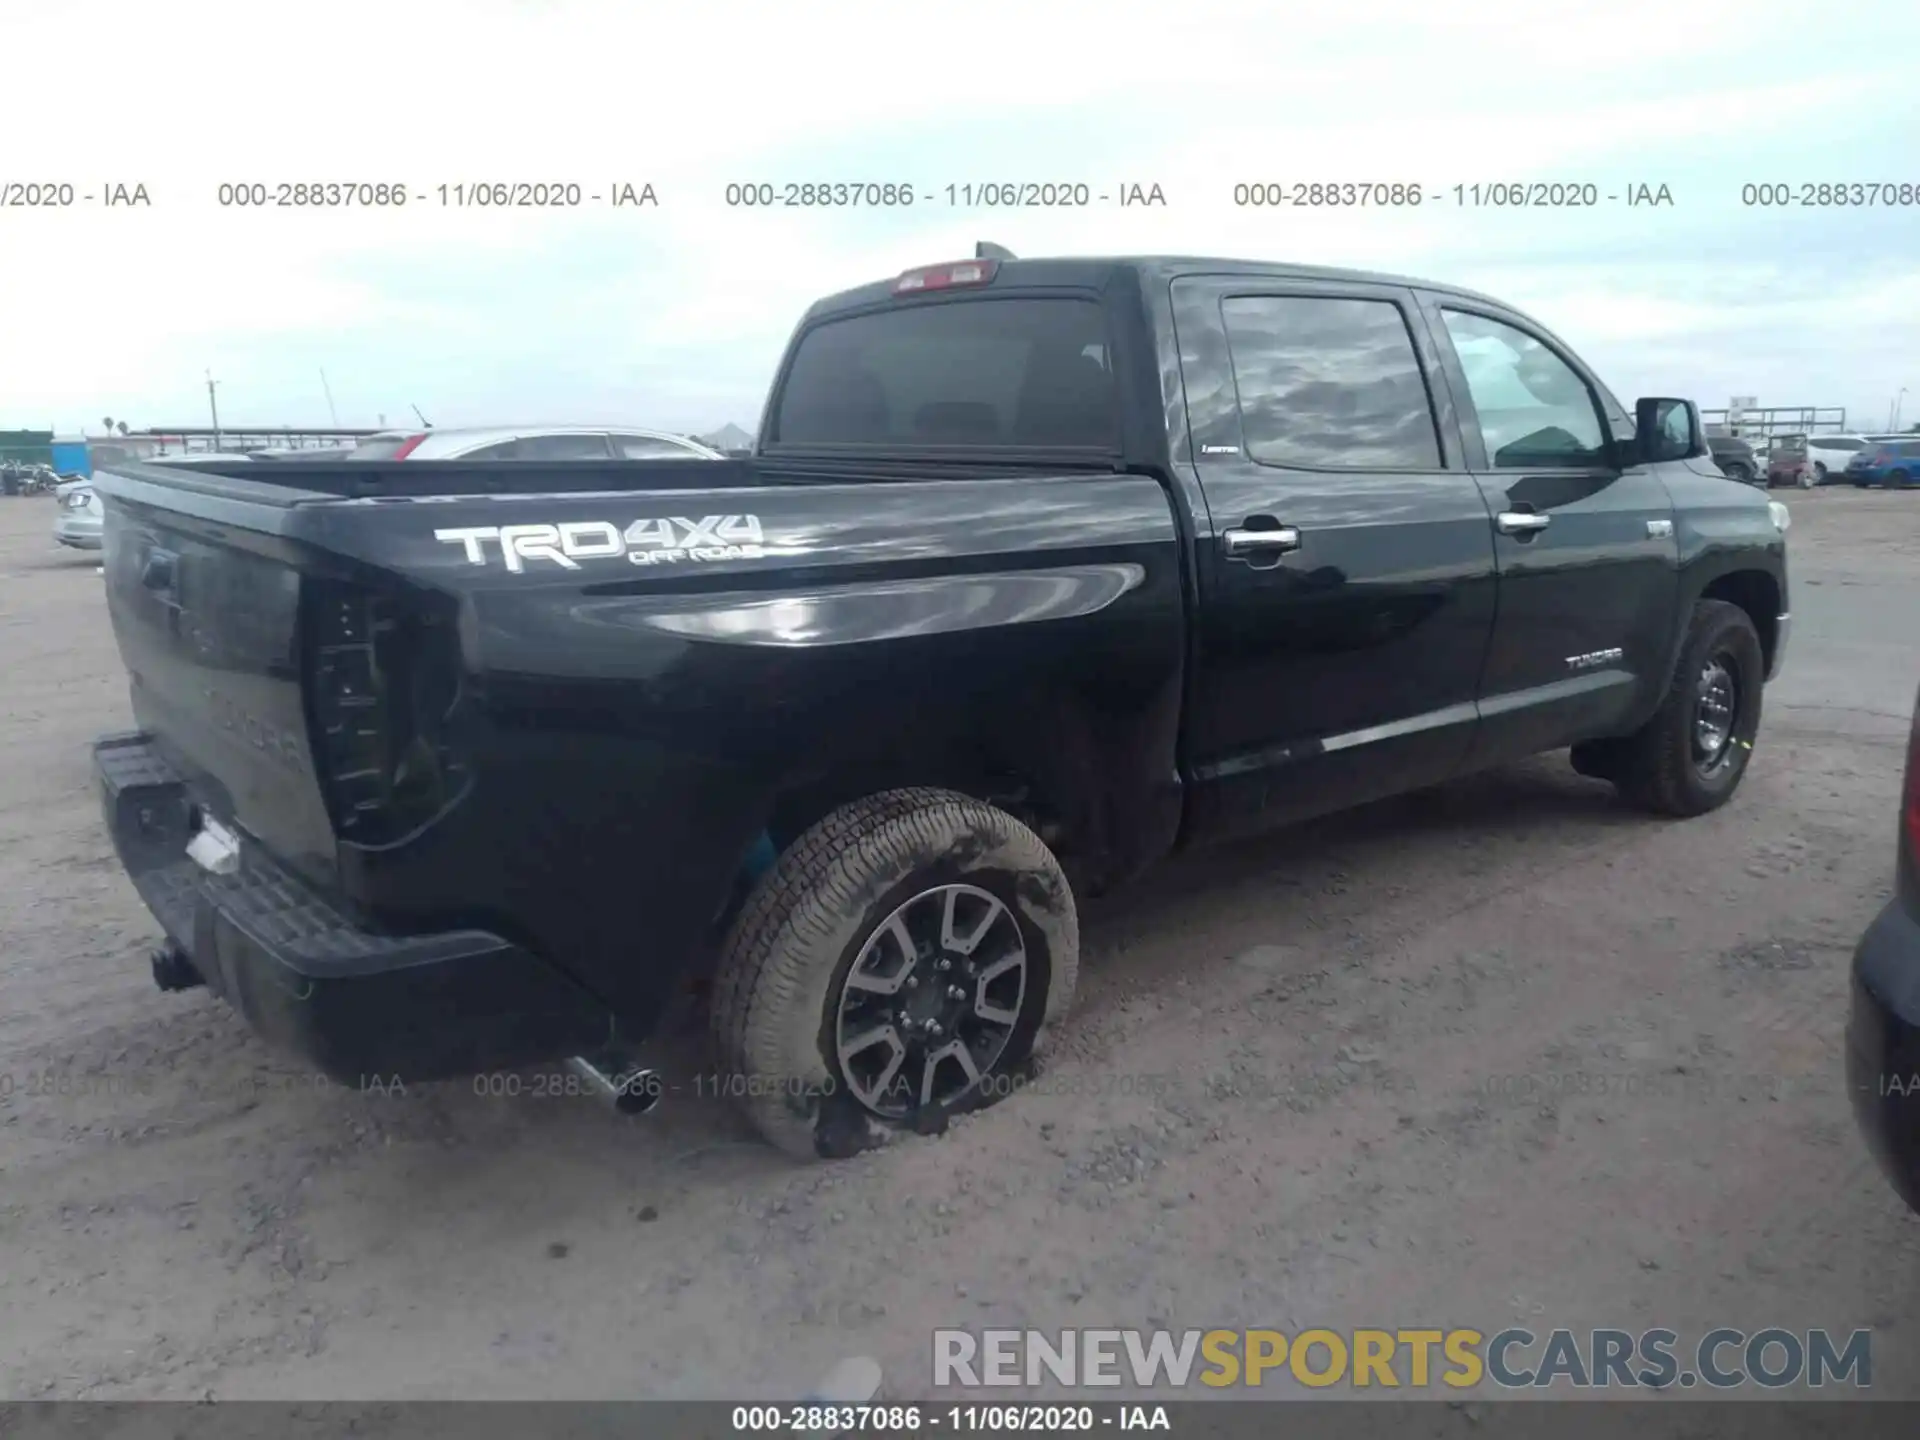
[1219,295,1443,469]
[1440,310,1608,469]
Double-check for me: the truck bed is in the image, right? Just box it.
[117,455,764,501]
[87,453,1188,1068]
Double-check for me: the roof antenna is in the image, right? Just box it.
[410,403,433,429]
[975,242,1015,260]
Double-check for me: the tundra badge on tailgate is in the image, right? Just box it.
[433,515,767,573]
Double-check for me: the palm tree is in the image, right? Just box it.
[101,416,113,434]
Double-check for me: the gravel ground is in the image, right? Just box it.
[1,485,1916,1406]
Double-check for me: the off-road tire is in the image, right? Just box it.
[710,787,1079,1160]
[1610,600,1765,817]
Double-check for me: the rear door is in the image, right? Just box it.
[1172,276,1499,838]
[1417,295,1680,760]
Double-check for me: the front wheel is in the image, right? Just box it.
[710,788,1079,1160]
[1723,462,1753,484]
[1608,600,1765,817]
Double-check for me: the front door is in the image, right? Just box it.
[1417,297,1680,762]
[1173,277,1500,839]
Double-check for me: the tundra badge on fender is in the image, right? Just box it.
[433,515,767,572]
[1566,647,1625,671]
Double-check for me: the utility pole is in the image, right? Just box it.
[206,370,222,451]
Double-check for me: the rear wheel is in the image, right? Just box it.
[1608,600,1765,817]
[1723,461,1753,483]
[711,787,1079,1160]
[1812,462,1828,486]
[1891,469,1912,490]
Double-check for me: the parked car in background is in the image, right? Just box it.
[53,481,103,550]
[343,426,724,462]
[1805,433,1872,484]
[1849,678,1920,1214]
[1847,437,1920,488]
[1766,435,1816,489]
[53,453,260,551]
[1707,432,1759,484]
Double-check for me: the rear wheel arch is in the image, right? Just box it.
[760,692,1150,893]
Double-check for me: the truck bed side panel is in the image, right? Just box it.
[95,464,1186,1038]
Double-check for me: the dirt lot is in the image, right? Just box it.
[2,486,1917,1404]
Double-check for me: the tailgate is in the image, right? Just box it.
[97,470,339,888]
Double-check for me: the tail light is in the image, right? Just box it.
[304,578,469,845]
[388,433,429,460]
[893,259,999,294]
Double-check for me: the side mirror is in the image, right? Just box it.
[1635,397,1705,464]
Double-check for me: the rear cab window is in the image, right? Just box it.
[768,297,1119,450]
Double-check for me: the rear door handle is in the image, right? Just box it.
[1223,525,1302,559]
[1495,511,1551,535]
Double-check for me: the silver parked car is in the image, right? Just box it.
[342,425,724,462]
[54,481,103,550]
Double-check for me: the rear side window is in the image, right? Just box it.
[1220,295,1442,469]
[771,298,1117,448]
[463,440,521,460]
[1814,436,1864,452]
[614,433,699,459]
[514,433,614,460]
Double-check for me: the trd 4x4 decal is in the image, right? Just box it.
[433,515,767,572]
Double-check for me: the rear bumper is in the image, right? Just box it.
[1848,896,1920,1214]
[54,516,102,549]
[94,731,614,1082]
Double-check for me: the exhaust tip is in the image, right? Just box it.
[567,1054,663,1116]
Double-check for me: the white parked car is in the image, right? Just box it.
[341,425,724,462]
[1804,433,1874,485]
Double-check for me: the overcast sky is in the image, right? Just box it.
[3,0,1916,437]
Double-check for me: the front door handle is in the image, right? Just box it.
[1223,525,1302,559]
[1495,511,1551,535]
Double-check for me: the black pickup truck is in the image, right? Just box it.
[90,250,1791,1160]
